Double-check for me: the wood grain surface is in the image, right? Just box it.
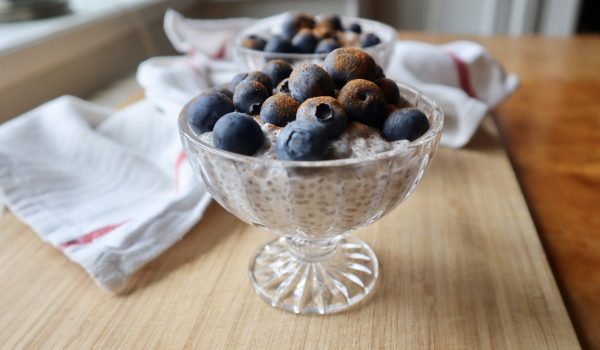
[0,34,586,349]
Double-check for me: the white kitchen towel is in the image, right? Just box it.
[147,10,518,148]
[0,96,212,291]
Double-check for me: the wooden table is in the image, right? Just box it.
[0,34,592,349]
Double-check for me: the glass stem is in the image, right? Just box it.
[286,236,340,263]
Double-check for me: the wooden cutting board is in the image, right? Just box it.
[0,110,579,348]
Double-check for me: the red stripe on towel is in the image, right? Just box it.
[211,41,227,60]
[447,52,478,99]
[59,221,129,250]
[174,150,186,193]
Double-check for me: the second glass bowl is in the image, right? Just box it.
[233,13,397,70]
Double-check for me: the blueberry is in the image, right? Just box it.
[229,72,248,92]
[288,63,335,103]
[276,78,290,95]
[291,29,319,53]
[374,78,401,106]
[296,96,347,139]
[214,85,233,99]
[276,120,329,161]
[319,15,343,31]
[186,90,235,134]
[264,35,294,53]
[213,112,264,155]
[313,22,336,39]
[375,64,385,79]
[261,60,293,87]
[281,13,315,40]
[315,38,340,54]
[348,23,362,34]
[337,79,386,127]
[324,48,378,88]
[260,94,299,127]
[382,108,430,142]
[243,71,274,92]
[241,35,266,50]
[361,33,381,48]
[233,80,270,115]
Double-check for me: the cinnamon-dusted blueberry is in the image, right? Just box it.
[241,35,266,50]
[338,79,386,127]
[313,22,337,40]
[319,15,343,31]
[324,48,378,88]
[288,63,335,103]
[260,94,299,127]
[233,80,270,115]
[281,12,315,39]
[261,60,293,87]
[296,96,348,139]
[276,78,290,95]
[243,71,274,92]
[374,78,402,106]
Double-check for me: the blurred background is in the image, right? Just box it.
[0,0,597,119]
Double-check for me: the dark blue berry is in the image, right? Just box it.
[374,78,401,106]
[348,23,362,34]
[324,48,378,89]
[264,35,294,53]
[261,60,293,87]
[260,94,299,127]
[244,71,273,92]
[281,13,315,39]
[186,90,235,134]
[296,96,347,139]
[382,108,430,142]
[291,29,319,53]
[337,79,386,127]
[233,80,270,115]
[288,63,335,103]
[214,85,233,99]
[276,78,291,95]
[320,15,343,31]
[361,33,381,48]
[213,112,264,155]
[276,120,329,161]
[229,72,248,92]
[315,38,340,54]
[241,35,266,50]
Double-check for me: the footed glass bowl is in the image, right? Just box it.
[233,13,397,70]
[178,83,443,314]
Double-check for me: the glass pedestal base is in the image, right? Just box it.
[248,236,379,315]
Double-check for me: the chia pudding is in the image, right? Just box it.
[180,48,443,238]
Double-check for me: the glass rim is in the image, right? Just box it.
[178,82,444,168]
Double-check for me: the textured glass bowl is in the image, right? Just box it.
[233,13,397,71]
[179,83,443,314]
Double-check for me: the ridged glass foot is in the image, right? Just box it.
[248,236,379,314]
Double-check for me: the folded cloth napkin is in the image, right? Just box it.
[146,10,518,148]
[0,96,211,291]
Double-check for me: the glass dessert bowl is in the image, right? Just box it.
[179,83,443,314]
[233,13,397,71]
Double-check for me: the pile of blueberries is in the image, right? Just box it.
[186,47,430,161]
[241,13,382,55]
